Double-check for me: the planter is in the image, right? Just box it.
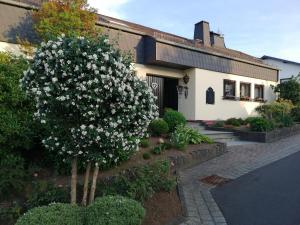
[206,124,300,143]
[236,124,300,143]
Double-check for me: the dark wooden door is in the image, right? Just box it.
[146,75,164,116]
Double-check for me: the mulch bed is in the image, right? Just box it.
[142,189,183,225]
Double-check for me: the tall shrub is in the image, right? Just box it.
[33,0,98,41]
[20,35,158,204]
[273,75,300,104]
[0,52,37,152]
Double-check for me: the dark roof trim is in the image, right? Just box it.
[261,55,300,66]
[156,38,279,71]
[0,0,37,9]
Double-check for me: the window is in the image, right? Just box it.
[240,82,251,100]
[223,80,236,99]
[206,87,215,104]
[254,85,264,101]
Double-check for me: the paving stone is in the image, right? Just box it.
[178,134,300,225]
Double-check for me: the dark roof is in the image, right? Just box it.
[261,55,300,66]
[3,0,273,69]
[97,13,265,65]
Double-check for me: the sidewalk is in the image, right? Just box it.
[178,134,300,225]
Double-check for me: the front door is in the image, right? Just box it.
[146,74,178,116]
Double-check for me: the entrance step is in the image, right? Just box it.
[187,122,239,143]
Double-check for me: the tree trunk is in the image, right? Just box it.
[89,163,99,204]
[81,161,91,206]
[71,157,78,205]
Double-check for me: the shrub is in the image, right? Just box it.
[0,203,23,225]
[26,181,69,210]
[278,115,294,127]
[0,150,26,200]
[213,120,225,128]
[170,125,213,150]
[163,109,186,131]
[244,117,259,125]
[273,75,300,104]
[149,119,169,136]
[249,117,274,132]
[291,106,300,122]
[0,52,39,153]
[139,139,150,148]
[95,160,176,202]
[256,99,294,121]
[86,196,145,225]
[225,118,241,127]
[15,203,83,225]
[151,144,166,155]
[21,35,158,172]
[142,152,151,160]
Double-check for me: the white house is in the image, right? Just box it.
[261,55,300,82]
[0,0,279,121]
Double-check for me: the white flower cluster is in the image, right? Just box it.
[21,35,158,166]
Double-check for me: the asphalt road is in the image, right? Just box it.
[211,151,300,225]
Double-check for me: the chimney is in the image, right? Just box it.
[210,32,225,48]
[194,21,211,46]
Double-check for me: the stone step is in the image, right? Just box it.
[188,123,239,143]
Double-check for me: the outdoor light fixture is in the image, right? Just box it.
[176,85,184,95]
[184,86,189,98]
[183,74,190,84]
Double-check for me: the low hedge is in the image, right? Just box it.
[86,196,145,225]
[15,203,83,225]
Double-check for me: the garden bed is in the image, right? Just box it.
[206,124,300,143]
[142,189,183,225]
[237,124,300,142]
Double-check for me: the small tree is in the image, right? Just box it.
[32,0,98,41]
[273,74,300,104]
[21,35,158,205]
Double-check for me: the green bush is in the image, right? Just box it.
[163,109,186,131]
[249,117,274,132]
[278,115,294,127]
[0,202,23,225]
[149,119,169,136]
[142,152,151,160]
[213,120,225,128]
[170,125,213,150]
[15,203,83,225]
[151,144,166,155]
[291,106,300,122]
[256,99,294,121]
[86,196,145,225]
[26,181,69,210]
[95,160,176,202]
[0,150,26,200]
[139,139,150,148]
[0,52,39,153]
[225,118,242,127]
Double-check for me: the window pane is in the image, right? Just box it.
[224,80,235,97]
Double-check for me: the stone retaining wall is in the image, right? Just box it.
[168,143,227,169]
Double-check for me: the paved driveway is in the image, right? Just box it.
[212,151,300,225]
[179,134,300,225]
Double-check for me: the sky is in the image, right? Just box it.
[88,0,300,62]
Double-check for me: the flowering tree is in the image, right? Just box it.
[21,35,158,204]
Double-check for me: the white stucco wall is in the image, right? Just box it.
[180,68,277,121]
[262,58,300,80]
[0,41,23,55]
